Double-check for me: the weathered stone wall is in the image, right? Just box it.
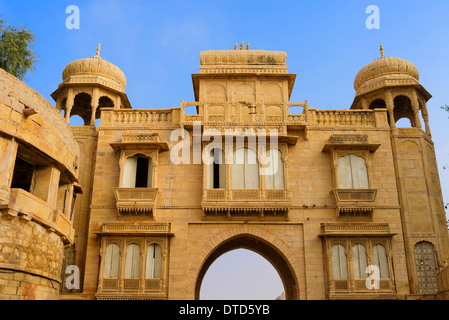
[0,68,79,181]
[0,69,79,300]
[0,215,64,299]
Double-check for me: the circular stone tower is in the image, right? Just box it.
[0,68,81,299]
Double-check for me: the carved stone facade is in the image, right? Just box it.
[1,43,449,300]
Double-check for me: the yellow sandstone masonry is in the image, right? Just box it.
[1,43,448,300]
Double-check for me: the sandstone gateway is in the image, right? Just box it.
[1,43,449,300]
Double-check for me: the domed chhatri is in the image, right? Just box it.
[62,44,127,92]
[353,44,420,92]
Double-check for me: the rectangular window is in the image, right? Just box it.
[123,156,153,188]
[232,148,259,189]
[135,157,149,188]
[10,157,34,192]
[338,154,369,189]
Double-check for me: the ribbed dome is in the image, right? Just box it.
[354,56,419,92]
[62,45,127,91]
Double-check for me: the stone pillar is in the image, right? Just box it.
[385,90,396,128]
[139,249,146,292]
[347,248,354,291]
[31,165,61,208]
[0,136,18,204]
[65,89,75,124]
[115,96,121,110]
[63,183,75,218]
[55,94,64,112]
[361,97,368,110]
[97,241,105,292]
[411,90,422,129]
[90,88,100,126]
[421,102,431,135]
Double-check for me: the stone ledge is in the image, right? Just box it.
[0,263,62,284]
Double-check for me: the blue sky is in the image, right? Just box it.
[1,0,449,299]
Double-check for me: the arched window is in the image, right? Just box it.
[207,148,226,189]
[372,244,389,279]
[125,244,141,279]
[123,155,153,188]
[352,244,368,279]
[264,149,285,189]
[145,243,162,279]
[332,244,348,280]
[103,243,120,279]
[338,154,369,189]
[232,148,260,189]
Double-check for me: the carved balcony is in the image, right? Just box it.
[201,189,290,220]
[113,188,158,218]
[331,189,378,219]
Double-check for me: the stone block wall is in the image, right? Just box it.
[0,215,64,299]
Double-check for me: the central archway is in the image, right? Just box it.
[194,234,298,300]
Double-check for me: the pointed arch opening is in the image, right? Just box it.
[70,92,93,126]
[95,96,115,120]
[393,95,415,128]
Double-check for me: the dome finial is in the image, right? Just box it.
[380,43,384,58]
[234,42,238,50]
[240,41,244,50]
[247,42,251,50]
[96,43,101,57]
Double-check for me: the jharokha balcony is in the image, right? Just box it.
[113,188,158,218]
[202,188,290,220]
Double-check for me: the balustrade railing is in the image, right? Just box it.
[111,109,173,125]
[180,101,382,128]
[313,110,375,126]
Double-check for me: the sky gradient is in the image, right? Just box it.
[1,0,448,299]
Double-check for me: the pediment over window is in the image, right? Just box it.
[319,223,396,237]
[322,134,380,152]
[95,223,173,237]
[110,133,169,151]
